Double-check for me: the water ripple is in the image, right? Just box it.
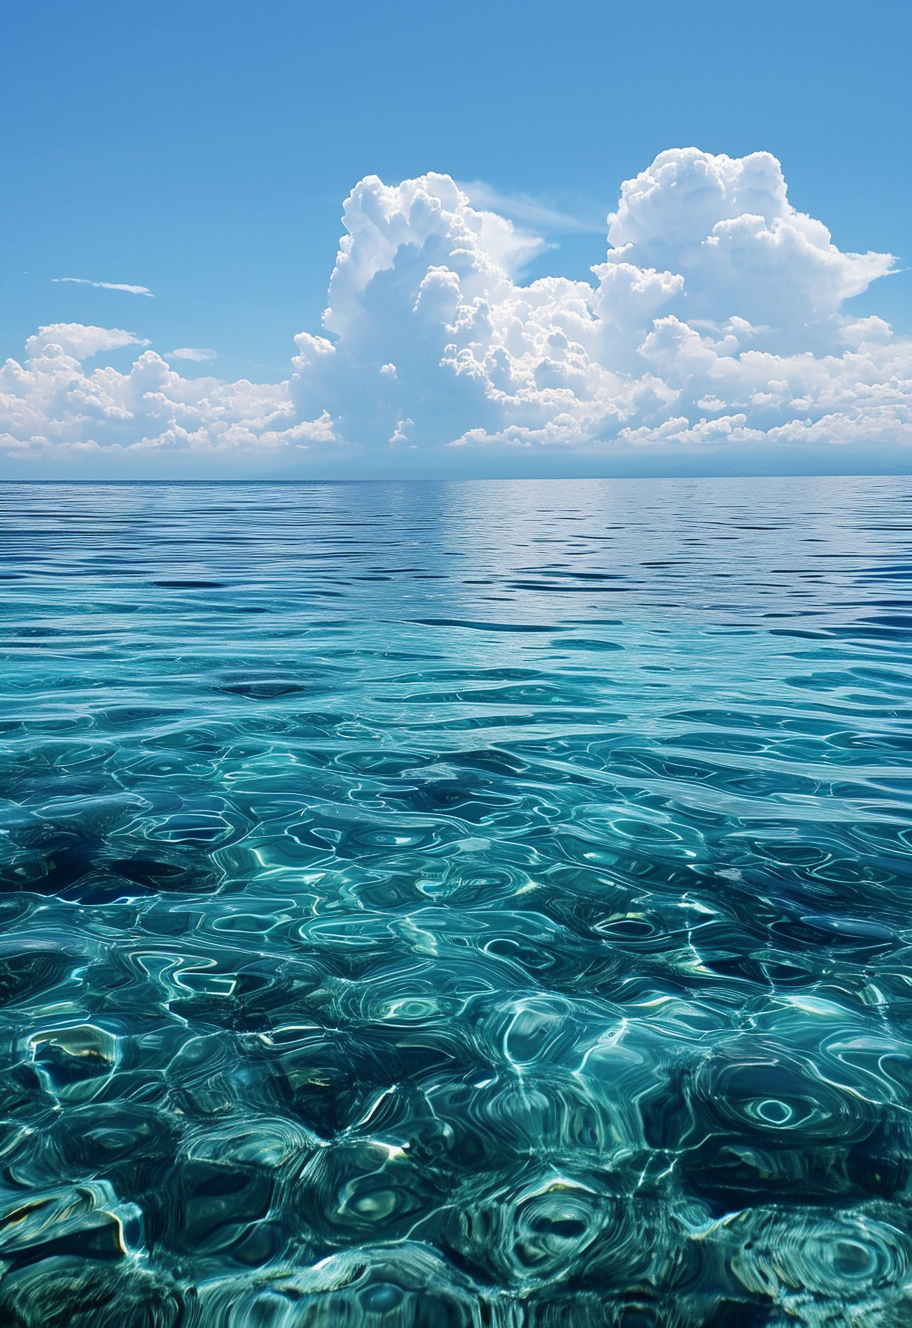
[1,477,911,1324]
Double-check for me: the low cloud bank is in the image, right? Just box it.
[3,149,910,470]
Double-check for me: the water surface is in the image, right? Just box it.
[2,477,911,1326]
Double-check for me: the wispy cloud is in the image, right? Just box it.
[459,181,605,234]
[166,347,217,362]
[53,277,154,297]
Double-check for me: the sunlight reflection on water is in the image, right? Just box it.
[1,476,911,1326]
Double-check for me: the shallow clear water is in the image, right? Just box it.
[1,476,911,1327]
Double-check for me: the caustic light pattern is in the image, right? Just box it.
[1,477,912,1324]
[1,148,910,463]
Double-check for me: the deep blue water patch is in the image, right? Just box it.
[1,476,911,1326]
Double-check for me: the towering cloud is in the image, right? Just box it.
[2,149,909,469]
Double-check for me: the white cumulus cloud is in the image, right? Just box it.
[0,326,332,458]
[5,148,911,467]
[26,324,151,359]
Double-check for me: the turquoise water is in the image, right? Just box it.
[1,477,911,1326]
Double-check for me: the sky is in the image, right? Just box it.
[1,0,910,479]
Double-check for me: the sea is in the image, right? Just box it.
[1,476,911,1327]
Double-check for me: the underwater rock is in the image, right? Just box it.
[192,1242,500,1327]
[0,1256,183,1328]
[27,1024,119,1103]
[0,1181,142,1264]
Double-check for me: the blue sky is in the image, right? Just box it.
[1,1,910,476]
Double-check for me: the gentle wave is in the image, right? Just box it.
[1,477,911,1326]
